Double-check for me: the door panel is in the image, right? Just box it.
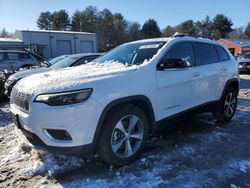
[156,42,196,120]
[193,63,220,106]
[156,68,196,119]
[193,42,221,105]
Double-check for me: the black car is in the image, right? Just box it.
[237,52,250,73]
[4,53,103,96]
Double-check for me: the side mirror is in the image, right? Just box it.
[157,58,190,70]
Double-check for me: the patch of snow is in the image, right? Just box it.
[0,142,30,166]
[235,160,250,173]
[0,129,85,177]
[207,130,229,142]
[140,157,146,163]
[22,153,85,176]
[230,184,238,188]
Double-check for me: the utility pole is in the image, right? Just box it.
[80,22,82,32]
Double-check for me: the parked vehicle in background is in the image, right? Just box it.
[5,53,102,96]
[1,69,18,98]
[0,50,46,72]
[0,71,5,97]
[237,52,250,73]
[10,34,239,166]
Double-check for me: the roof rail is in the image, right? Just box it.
[172,32,215,41]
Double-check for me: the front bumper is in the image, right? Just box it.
[15,127,94,158]
[11,97,104,152]
[239,62,250,72]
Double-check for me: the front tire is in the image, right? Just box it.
[98,104,149,166]
[214,87,238,123]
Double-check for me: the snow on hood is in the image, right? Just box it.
[14,61,137,95]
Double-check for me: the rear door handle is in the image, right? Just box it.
[192,72,201,77]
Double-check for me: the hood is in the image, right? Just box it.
[14,62,138,95]
[9,67,50,80]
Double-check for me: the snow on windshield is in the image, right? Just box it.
[94,41,166,66]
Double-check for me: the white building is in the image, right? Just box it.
[0,30,98,58]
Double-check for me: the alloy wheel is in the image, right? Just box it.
[111,115,144,158]
[224,92,237,118]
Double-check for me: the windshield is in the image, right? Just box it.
[50,56,81,69]
[94,41,166,65]
[49,55,68,65]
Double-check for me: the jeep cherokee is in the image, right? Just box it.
[10,35,239,165]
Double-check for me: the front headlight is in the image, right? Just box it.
[0,72,5,80]
[5,77,15,86]
[34,89,92,106]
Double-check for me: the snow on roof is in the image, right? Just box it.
[130,37,169,44]
[0,38,22,43]
[17,29,96,35]
[225,38,250,46]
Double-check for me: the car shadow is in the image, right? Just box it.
[55,113,218,183]
[55,96,250,183]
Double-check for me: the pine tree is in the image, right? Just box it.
[176,20,196,34]
[141,19,161,38]
[37,11,52,30]
[211,14,233,39]
[0,28,9,37]
[244,23,250,39]
[52,10,70,31]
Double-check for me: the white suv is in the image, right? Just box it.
[10,35,239,165]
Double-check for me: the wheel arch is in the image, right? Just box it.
[221,78,240,99]
[92,95,156,151]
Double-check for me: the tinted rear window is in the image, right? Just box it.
[215,45,230,61]
[193,42,219,66]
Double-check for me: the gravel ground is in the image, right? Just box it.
[0,74,249,188]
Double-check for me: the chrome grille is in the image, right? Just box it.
[10,88,32,113]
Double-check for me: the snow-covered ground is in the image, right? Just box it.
[0,74,250,188]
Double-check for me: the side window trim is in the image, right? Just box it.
[213,45,220,63]
[191,42,197,67]
[156,41,196,69]
[215,45,230,62]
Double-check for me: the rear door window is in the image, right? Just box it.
[215,45,230,61]
[193,42,219,66]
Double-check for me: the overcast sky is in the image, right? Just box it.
[0,0,250,33]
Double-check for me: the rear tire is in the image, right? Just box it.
[97,104,149,166]
[214,87,237,123]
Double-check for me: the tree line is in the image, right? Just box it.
[1,6,250,52]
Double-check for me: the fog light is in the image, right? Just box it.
[44,129,72,141]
